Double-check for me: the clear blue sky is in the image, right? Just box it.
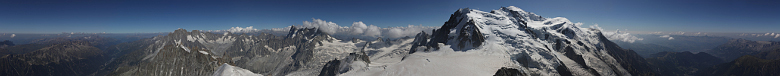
[1,0,778,33]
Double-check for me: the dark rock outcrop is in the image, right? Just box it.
[555,62,574,76]
[317,52,370,76]
[409,31,429,54]
[318,59,341,76]
[561,46,601,76]
[493,67,524,76]
[409,8,485,53]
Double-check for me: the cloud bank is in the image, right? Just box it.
[590,24,643,43]
[297,18,438,39]
[226,26,259,33]
[213,18,438,40]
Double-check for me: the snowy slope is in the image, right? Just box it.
[213,64,264,76]
[338,6,635,76]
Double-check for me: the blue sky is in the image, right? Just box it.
[1,0,778,33]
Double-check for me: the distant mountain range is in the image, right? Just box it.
[645,51,723,76]
[706,39,780,61]
[639,38,780,76]
[0,36,120,76]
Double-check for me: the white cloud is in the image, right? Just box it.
[301,18,341,34]
[659,35,670,38]
[348,21,382,37]
[227,26,259,33]
[590,24,643,43]
[10,34,15,38]
[350,22,368,34]
[382,25,438,38]
[589,24,602,31]
[659,35,674,40]
[205,18,440,40]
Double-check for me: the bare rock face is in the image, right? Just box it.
[410,8,485,52]
[493,67,524,76]
[409,31,429,54]
[318,52,370,76]
[318,59,341,76]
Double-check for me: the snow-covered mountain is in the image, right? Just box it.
[104,6,656,76]
[336,6,656,76]
[106,26,384,76]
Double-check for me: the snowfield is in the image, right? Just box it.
[214,64,264,76]
[343,44,512,76]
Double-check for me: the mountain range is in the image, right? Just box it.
[1,6,778,76]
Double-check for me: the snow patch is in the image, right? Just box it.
[776,34,779,38]
[181,45,191,52]
[199,51,209,55]
[187,35,197,42]
[343,44,511,76]
[264,45,277,53]
[213,64,264,76]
